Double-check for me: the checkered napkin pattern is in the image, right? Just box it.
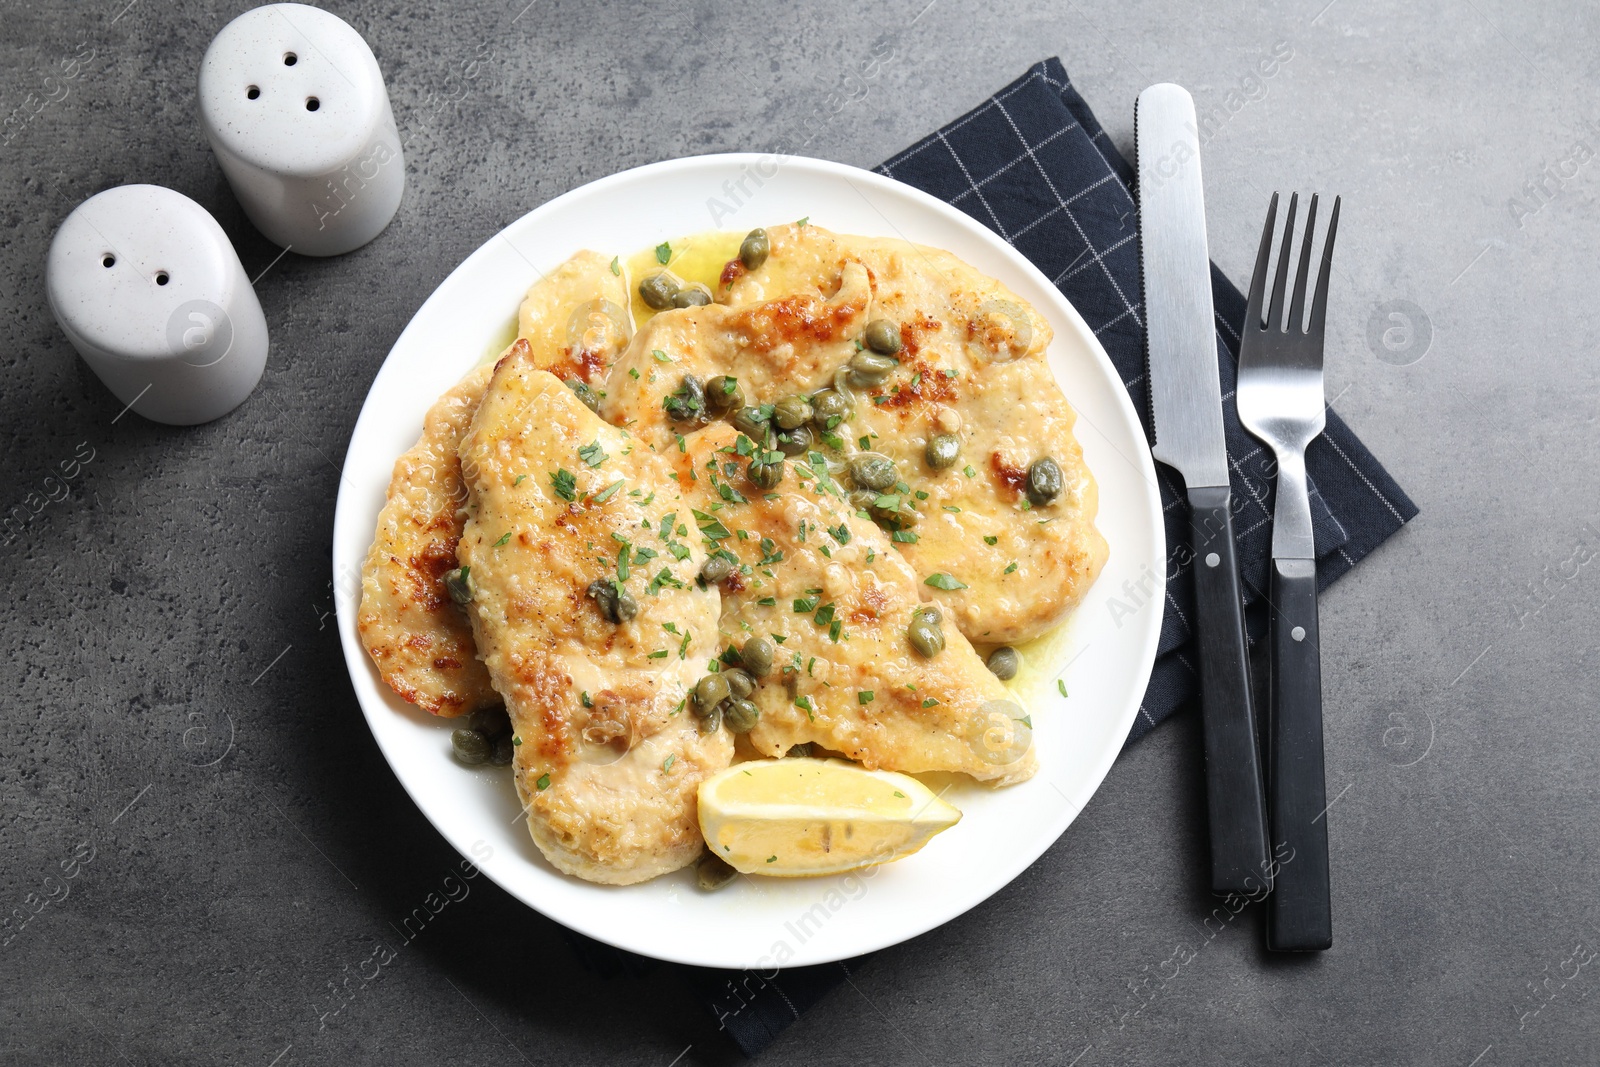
[570,59,1418,1058]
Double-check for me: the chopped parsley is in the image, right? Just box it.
[891,529,919,543]
[536,773,551,790]
[610,255,621,276]
[492,531,512,548]
[692,509,731,540]
[592,480,624,504]
[513,474,527,486]
[922,697,940,708]
[924,572,968,591]
[662,754,675,772]
[647,568,685,595]
[655,241,671,264]
[550,469,578,501]
[983,535,999,546]
[1058,679,1069,698]
[648,649,669,659]
[859,691,874,705]
[1004,561,1018,574]
[578,440,607,467]
[963,464,977,478]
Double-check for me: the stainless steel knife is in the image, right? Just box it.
[1135,82,1271,895]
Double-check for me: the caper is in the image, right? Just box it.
[810,389,852,427]
[586,579,637,624]
[663,374,708,424]
[907,609,945,658]
[639,272,680,310]
[672,286,711,308]
[739,228,770,271]
[925,433,961,470]
[696,850,739,891]
[741,635,775,677]
[987,646,1021,680]
[773,393,813,430]
[699,703,724,733]
[724,698,760,733]
[489,733,515,765]
[700,554,735,585]
[451,728,491,765]
[723,668,755,700]
[695,673,732,713]
[873,500,919,529]
[468,703,511,738]
[748,455,784,489]
[1026,456,1064,506]
[706,375,744,414]
[731,406,771,441]
[848,452,898,491]
[848,488,878,513]
[847,350,899,388]
[775,424,813,456]
[914,604,942,624]
[863,318,903,355]
[563,377,601,414]
[445,566,473,605]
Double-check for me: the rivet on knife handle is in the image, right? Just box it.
[1135,83,1271,894]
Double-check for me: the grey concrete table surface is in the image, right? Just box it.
[2,0,1596,1064]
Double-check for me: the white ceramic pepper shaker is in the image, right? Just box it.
[46,184,270,425]
[197,3,404,257]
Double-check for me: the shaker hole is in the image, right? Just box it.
[305,97,320,111]
[246,85,260,100]
[155,271,170,286]
[283,52,297,66]
[102,254,116,268]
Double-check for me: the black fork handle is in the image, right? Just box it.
[1266,557,1333,950]
[1187,485,1272,894]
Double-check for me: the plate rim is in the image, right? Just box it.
[333,151,1165,968]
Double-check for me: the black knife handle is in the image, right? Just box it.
[1266,557,1332,951]
[1187,485,1271,894]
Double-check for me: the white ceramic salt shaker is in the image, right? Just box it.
[197,3,404,257]
[46,184,269,426]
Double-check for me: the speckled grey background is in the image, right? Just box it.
[3,0,1597,1063]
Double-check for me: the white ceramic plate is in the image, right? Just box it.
[333,154,1164,969]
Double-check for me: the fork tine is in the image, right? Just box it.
[1244,192,1279,333]
[1288,194,1319,333]
[1266,192,1298,332]
[1307,196,1341,342]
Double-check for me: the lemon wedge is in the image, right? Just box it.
[698,757,962,876]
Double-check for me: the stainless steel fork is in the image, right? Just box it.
[1236,191,1341,952]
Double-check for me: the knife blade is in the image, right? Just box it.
[1135,82,1271,895]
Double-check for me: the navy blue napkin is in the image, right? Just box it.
[572,58,1417,1057]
